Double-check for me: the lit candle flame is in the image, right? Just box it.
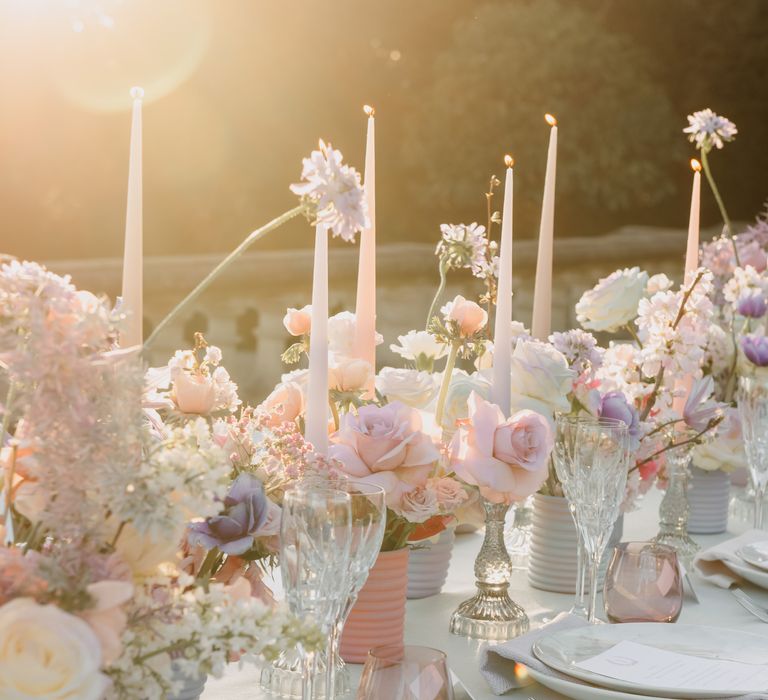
[545,113,557,126]
[690,158,702,172]
[504,154,514,168]
[363,104,375,117]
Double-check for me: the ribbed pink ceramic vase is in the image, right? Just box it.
[339,548,409,664]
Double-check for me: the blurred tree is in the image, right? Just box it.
[401,0,684,237]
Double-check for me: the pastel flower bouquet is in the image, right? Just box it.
[0,262,320,700]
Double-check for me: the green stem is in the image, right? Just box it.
[143,204,306,349]
[624,323,643,350]
[434,341,460,428]
[425,258,449,331]
[700,149,740,267]
[0,381,16,445]
[329,398,340,431]
[197,547,222,584]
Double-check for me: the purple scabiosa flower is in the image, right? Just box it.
[599,391,640,451]
[737,294,767,319]
[741,334,768,367]
[188,473,269,555]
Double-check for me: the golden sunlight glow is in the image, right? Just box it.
[545,113,557,126]
[691,158,702,172]
[504,154,514,167]
[363,104,375,116]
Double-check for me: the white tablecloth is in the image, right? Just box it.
[203,489,768,699]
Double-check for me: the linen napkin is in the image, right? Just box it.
[478,612,768,698]
[694,529,768,588]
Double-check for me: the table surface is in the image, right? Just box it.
[203,489,768,699]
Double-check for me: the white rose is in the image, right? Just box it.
[576,267,650,332]
[376,367,438,409]
[475,322,531,370]
[390,330,447,362]
[692,408,747,472]
[0,598,109,700]
[440,370,491,433]
[328,311,383,359]
[509,340,575,420]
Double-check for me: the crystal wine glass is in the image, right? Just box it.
[280,488,352,700]
[553,415,627,619]
[738,375,768,530]
[558,417,629,622]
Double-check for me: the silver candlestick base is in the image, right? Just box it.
[449,499,529,641]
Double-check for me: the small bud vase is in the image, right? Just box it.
[449,499,529,640]
[653,439,699,567]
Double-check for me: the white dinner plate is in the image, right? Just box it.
[532,623,768,698]
[526,667,672,700]
[738,541,768,572]
[727,557,768,588]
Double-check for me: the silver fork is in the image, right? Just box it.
[731,586,768,623]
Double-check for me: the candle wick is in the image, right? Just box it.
[130,86,144,101]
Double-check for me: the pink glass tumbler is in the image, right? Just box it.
[356,645,454,700]
[604,542,683,623]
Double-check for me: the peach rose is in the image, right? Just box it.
[329,401,440,508]
[329,358,374,392]
[441,295,488,336]
[451,392,552,503]
[260,381,304,426]
[283,305,312,336]
[172,371,216,414]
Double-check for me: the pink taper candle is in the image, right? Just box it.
[354,105,376,396]
[673,159,702,415]
[491,156,514,417]
[120,86,144,347]
[305,224,329,456]
[531,114,558,341]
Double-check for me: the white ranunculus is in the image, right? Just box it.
[440,370,491,433]
[692,408,747,472]
[390,330,447,362]
[376,367,438,409]
[575,267,650,332]
[0,598,109,700]
[509,340,575,420]
[327,311,383,359]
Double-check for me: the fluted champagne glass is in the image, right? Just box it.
[738,375,768,530]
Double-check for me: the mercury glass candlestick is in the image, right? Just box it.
[652,438,699,567]
[449,499,529,640]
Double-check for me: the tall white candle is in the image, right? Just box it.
[305,224,329,456]
[673,159,702,415]
[491,156,514,417]
[531,114,558,341]
[354,105,376,396]
[121,86,144,348]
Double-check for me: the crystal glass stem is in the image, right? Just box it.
[449,499,529,640]
[653,442,699,567]
[571,535,588,618]
[301,650,316,700]
[756,483,767,530]
[587,548,601,623]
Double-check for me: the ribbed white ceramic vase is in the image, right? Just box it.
[407,526,456,599]
[688,466,730,534]
[528,493,622,593]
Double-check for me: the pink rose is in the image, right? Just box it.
[260,381,304,426]
[393,485,439,523]
[172,371,216,414]
[429,476,469,511]
[283,305,312,336]
[441,295,488,336]
[78,581,133,665]
[451,393,552,503]
[329,402,440,508]
[329,358,374,392]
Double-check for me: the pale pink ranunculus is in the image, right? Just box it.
[441,295,488,337]
[260,381,304,426]
[451,392,552,503]
[172,371,216,415]
[78,581,133,665]
[329,358,374,392]
[283,305,312,336]
[329,401,440,508]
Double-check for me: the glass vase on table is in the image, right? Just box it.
[738,375,768,530]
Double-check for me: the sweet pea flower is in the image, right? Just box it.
[172,371,216,415]
[741,334,768,367]
[283,305,312,336]
[329,402,440,508]
[599,391,641,451]
[188,473,270,555]
[451,393,553,504]
[441,295,488,337]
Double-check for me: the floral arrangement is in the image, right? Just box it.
[0,261,320,700]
